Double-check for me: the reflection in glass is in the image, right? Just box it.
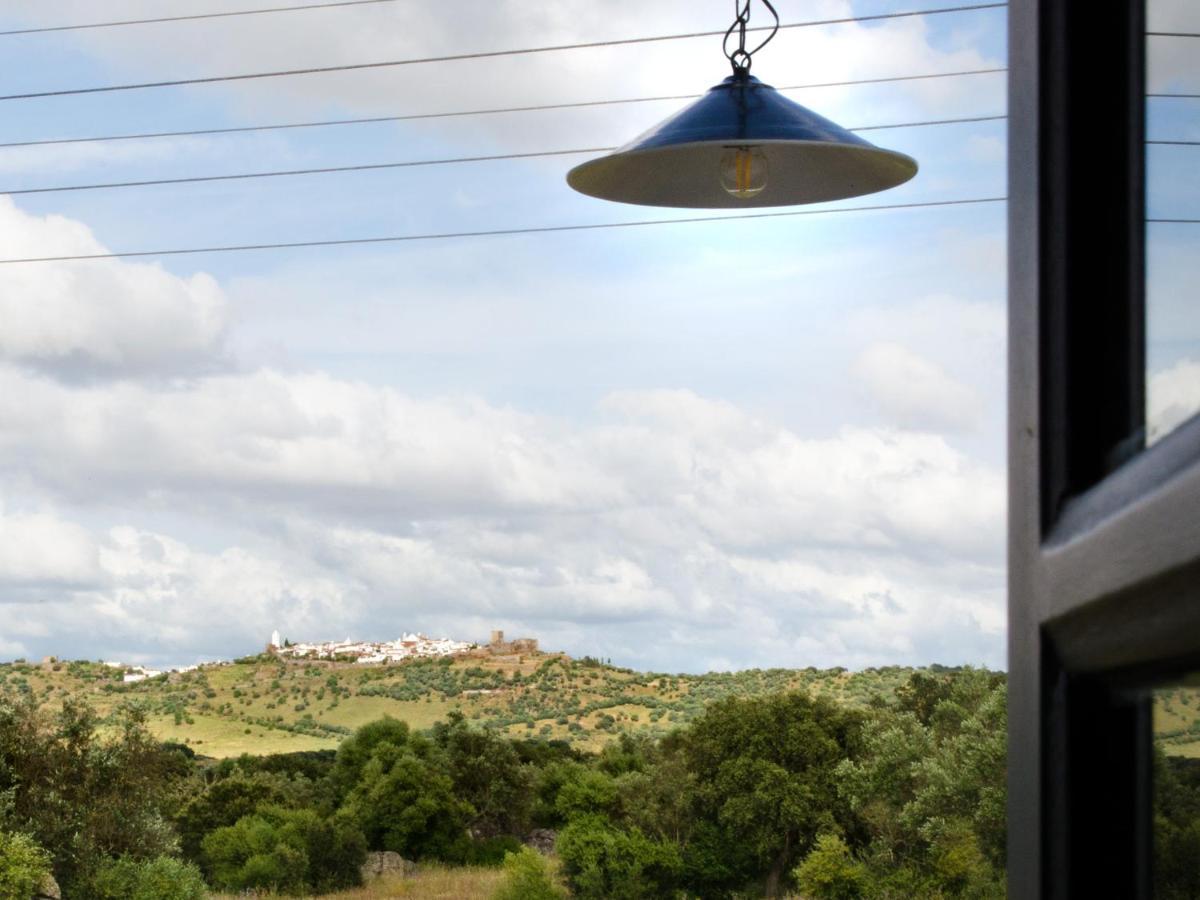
[1145,0,1200,446]
[1153,681,1200,897]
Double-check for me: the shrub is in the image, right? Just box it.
[201,806,365,895]
[793,834,869,900]
[90,855,207,900]
[556,814,682,900]
[0,831,51,900]
[492,846,565,900]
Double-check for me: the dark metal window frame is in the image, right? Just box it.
[1008,1,1200,897]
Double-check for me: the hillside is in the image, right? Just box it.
[1,650,1195,759]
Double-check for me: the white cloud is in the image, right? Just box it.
[0,198,228,378]
[7,1,1004,148]
[853,341,981,432]
[1148,358,1200,444]
[0,508,101,586]
[0,365,1004,669]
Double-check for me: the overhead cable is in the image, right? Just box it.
[0,3,1008,103]
[0,0,397,37]
[0,68,1007,150]
[0,116,1008,197]
[0,197,1008,265]
[1146,31,1200,38]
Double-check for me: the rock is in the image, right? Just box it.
[34,872,61,900]
[361,850,416,881]
[526,828,557,854]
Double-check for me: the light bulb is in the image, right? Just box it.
[719,146,768,199]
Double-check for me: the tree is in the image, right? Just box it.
[175,773,290,865]
[0,698,189,894]
[432,713,533,837]
[344,747,472,860]
[683,692,863,896]
[331,716,412,797]
[836,668,1007,897]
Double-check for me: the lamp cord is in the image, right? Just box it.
[724,0,779,74]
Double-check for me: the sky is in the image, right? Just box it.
[0,1,1193,674]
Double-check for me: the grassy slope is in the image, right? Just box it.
[2,651,1196,758]
[210,864,509,900]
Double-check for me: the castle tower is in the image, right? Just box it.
[490,629,504,646]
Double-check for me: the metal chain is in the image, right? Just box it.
[723,0,779,75]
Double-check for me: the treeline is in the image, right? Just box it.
[0,667,1021,898]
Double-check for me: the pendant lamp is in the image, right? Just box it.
[567,0,918,209]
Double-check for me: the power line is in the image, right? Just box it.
[1148,139,1200,146]
[1147,31,1200,38]
[0,197,1008,264]
[1149,92,1200,98]
[0,116,1007,197]
[0,4,1008,103]
[0,68,1008,151]
[0,0,397,37]
[854,114,1005,132]
[1,147,607,196]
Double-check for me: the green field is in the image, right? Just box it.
[2,651,1196,759]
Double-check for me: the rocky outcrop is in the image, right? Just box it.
[361,851,416,881]
[34,872,61,900]
[525,828,557,854]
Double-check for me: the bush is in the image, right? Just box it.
[202,806,365,895]
[557,814,682,900]
[793,834,868,900]
[0,831,51,900]
[492,846,565,900]
[90,855,207,900]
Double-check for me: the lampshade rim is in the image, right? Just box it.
[565,139,919,209]
[573,138,918,172]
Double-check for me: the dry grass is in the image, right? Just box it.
[209,864,508,899]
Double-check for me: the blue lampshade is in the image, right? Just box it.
[567,72,918,208]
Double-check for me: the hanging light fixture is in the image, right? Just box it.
[567,0,918,208]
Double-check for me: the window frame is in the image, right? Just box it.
[1008,0,1200,896]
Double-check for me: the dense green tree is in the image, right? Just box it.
[175,773,291,865]
[0,698,190,894]
[684,692,863,896]
[1155,754,1200,900]
[331,716,413,797]
[836,669,1007,898]
[343,744,473,860]
[555,766,620,820]
[432,713,533,837]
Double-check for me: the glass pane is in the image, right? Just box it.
[1146,0,1200,446]
[1153,680,1200,897]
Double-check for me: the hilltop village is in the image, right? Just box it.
[266,628,538,665]
[90,629,539,682]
